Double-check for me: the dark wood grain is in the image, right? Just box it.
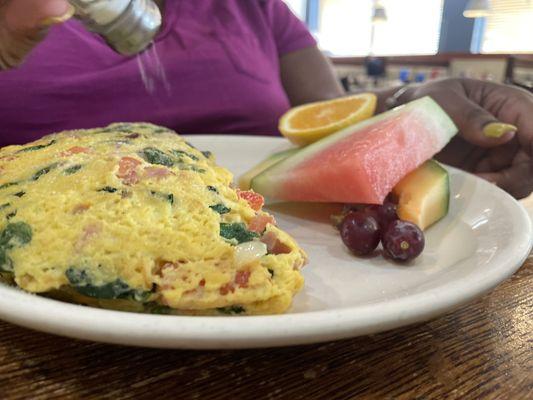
[0,256,531,400]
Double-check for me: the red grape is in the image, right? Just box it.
[365,201,398,230]
[382,220,425,262]
[340,211,381,256]
[378,201,398,228]
[363,205,381,222]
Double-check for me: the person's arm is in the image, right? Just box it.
[279,45,398,110]
[0,0,73,69]
[279,46,343,105]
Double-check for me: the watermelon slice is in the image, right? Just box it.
[252,97,457,204]
[239,148,298,190]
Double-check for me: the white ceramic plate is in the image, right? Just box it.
[0,136,531,349]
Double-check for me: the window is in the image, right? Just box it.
[371,0,444,56]
[283,0,307,20]
[315,0,444,56]
[481,0,533,53]
[317,0,373,56]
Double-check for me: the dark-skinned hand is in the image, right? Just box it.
[402,78,533,199]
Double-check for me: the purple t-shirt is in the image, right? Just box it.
[0,0,316,146]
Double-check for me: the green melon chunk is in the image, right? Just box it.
[238,148,298,190]
[392,160,449,230]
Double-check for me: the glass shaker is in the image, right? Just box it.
[68,0,162,56]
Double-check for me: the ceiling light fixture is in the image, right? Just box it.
[463,0,491,18]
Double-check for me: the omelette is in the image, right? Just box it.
[0,123,307,315]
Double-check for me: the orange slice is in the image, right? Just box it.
[279,93,377,146]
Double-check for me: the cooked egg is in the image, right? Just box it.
[0,123,306,315]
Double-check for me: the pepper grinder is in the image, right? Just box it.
[68,0,162,56]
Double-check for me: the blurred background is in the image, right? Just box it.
[283,0,533,92]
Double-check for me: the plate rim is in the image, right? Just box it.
[0,135,530,349]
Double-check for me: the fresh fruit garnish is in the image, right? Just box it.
[340,211,381,256]
[393,160,449,230]
[253,97,457,204]
[365,201,398,230]
[238,148,298,191]
[278,93,377,146]
[382,220,425,262]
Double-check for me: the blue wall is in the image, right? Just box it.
[306,0,320,32]
[438,0,476,53]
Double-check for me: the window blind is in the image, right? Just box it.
[481,0,533,53]
[316,0,443,56]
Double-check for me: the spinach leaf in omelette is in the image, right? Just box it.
[0,222,32,249]
[153,127,172,134]
[177,164,206,173]
[99,123,135,134]
[140,147,207,174]
[217,305,246,315]
[182,141,212,159]
[0,182,19,191]
[210,204,230,215]
[16,139,56,153]
[2,162,59,193]
[0,248,13,272]
[32,163,59,181]
[139,147,175,167]
[64,165,83,175]
[0,222,32,272]
[98,186,118,194]
[65,267,150,301]
[171,149,199,161]
[144,302,173,315]
[150,191,174,205]
[219,223,259,244]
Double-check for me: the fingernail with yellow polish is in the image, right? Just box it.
[39,5,76,28]
[483,122,518,138]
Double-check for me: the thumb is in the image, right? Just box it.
[0,0,73,69]
[432,92,517,148]
[3,0,73,31]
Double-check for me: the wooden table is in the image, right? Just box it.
[0,198,531,400]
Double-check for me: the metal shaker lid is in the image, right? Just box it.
[70,0,162,56]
